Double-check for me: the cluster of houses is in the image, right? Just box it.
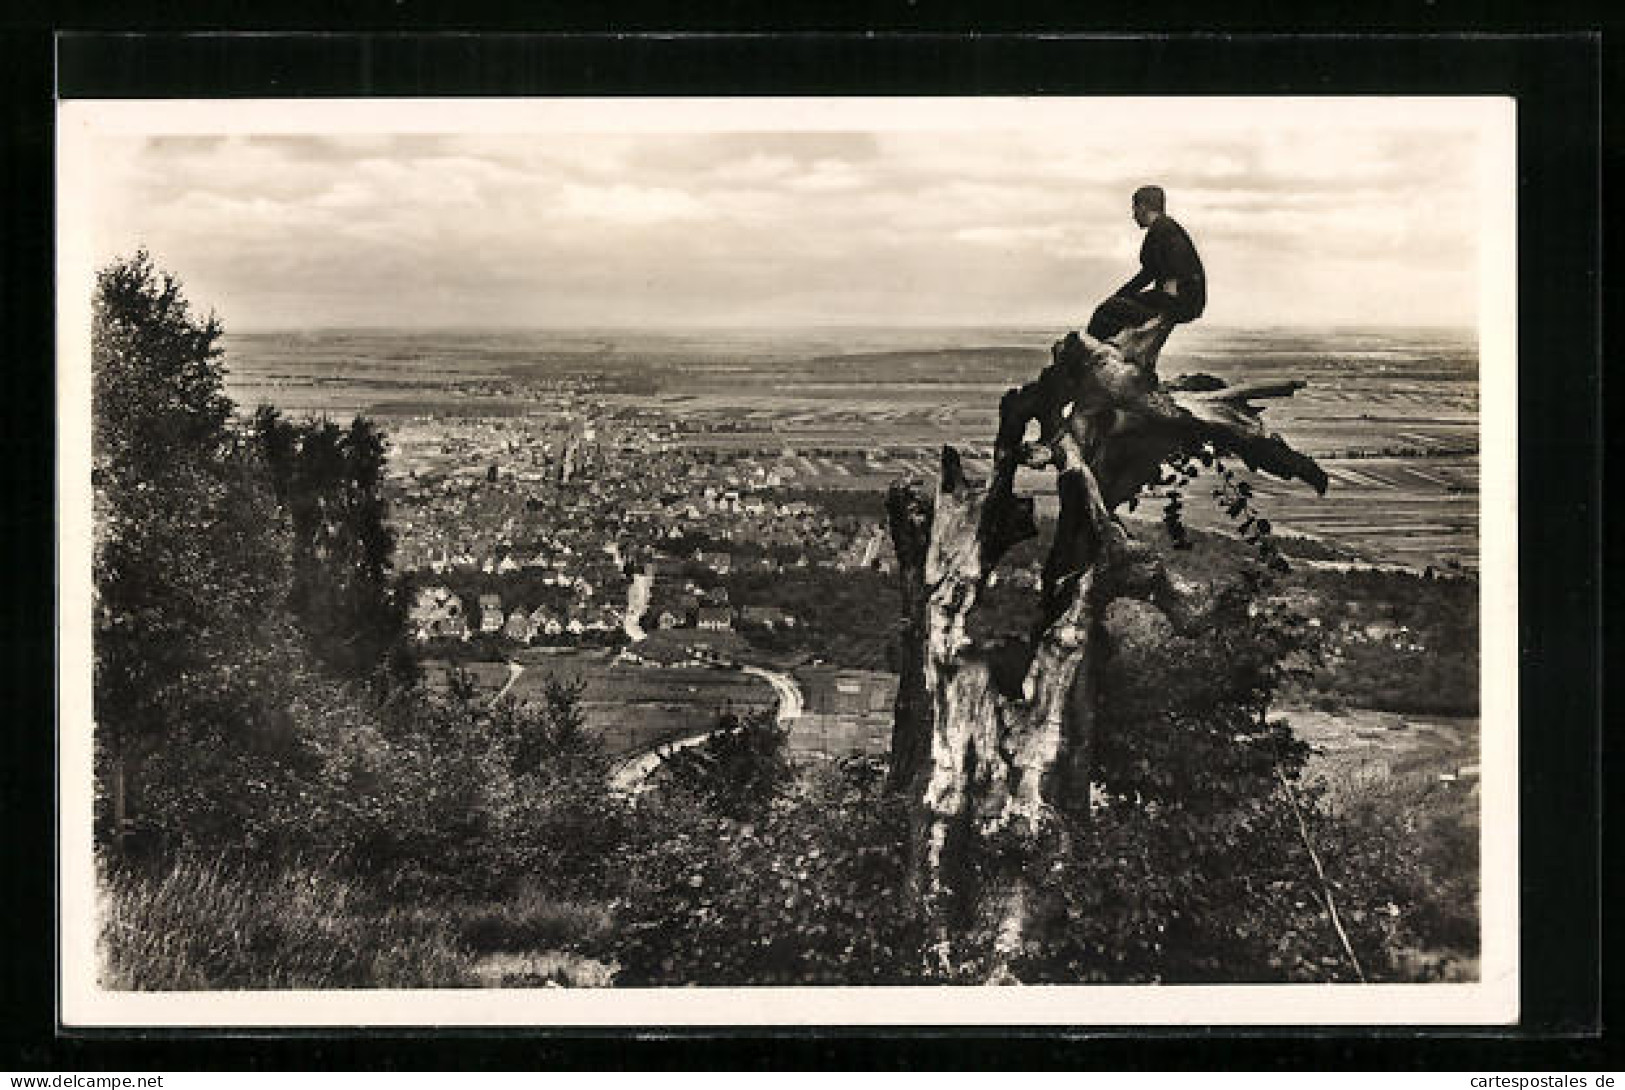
[645,577,797,635]
[387,411,893,584]
[408,586,619,643]
[408,581,798,645]
[383,403,911,654]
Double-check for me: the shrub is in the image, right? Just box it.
[319,684,631,901]
[1095,576,1315,812]
[649,710,797,821]
[1009,788,1360,983]
[1311,770,1480,967]
[125,669,633,903]
[607,757,930,985]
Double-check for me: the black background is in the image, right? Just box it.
[2,13,1611,1072]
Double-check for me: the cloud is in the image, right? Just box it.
[80,118,1488,330]
[552,182,710,224]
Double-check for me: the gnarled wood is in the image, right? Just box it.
[886,320,1328,979]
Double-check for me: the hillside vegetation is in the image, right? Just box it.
[95,252,1478,989]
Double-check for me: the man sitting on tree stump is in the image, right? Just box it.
[1087,185,1207,344]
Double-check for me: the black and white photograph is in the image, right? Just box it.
[56,95,1518,1026]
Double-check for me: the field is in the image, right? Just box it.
[1288,708,1478,783]
[419,651,775,756]
[224,323,1480,571]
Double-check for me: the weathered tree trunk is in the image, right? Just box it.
[886,321,1327,980]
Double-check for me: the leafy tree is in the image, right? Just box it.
[252,408,410,687]
[91,251,302,855]
[93,249,232,488]
[488,676,603,782]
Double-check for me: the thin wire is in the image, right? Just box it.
[1275,763,1368,984]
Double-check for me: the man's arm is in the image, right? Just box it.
[1115,266,1154,297]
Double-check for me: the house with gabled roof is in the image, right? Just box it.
[478,594,504,633]
[739,605,794,630]
[696,606,733,632]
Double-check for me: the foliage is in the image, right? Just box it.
[1148,526,1479,716]
[125,670,630,902]
[1312,769,1480,966]
[607,757,931,985]
[484,676,593,778]
[92,249,232,487]
[1134,444,1290,571]
[1094,573,1317,811]
[725,568,901,669]
[323,683,629,901]
[252,407,412,688]
[1010,789,1383,983]
[91,251,307,851]
[650,710,797,822]
[1292,567,1479,715]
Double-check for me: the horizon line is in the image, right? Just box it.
[220,319,1480,336]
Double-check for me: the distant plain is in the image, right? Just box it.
[223,323,1480,571]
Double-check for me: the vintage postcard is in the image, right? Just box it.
[57,95,1517,1026]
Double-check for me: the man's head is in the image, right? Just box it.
[1131,185,1166,228]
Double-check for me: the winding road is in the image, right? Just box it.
[478,647,805,793]
[740,664,804,722]
[608,662,804,793]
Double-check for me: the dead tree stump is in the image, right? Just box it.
[886,321,1328,979]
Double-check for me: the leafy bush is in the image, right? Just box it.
[1311,770,1480,968]
[1009,787,1396,984]
[607,757,931,985]
[309,683,632,901]
[123,660,369,864]
[649,711,797,821]
[121,659,632,903]
[1094,577,1315,811]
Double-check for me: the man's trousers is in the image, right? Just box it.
[1086,290,1194,340]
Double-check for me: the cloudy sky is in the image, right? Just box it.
[68,99,1502,330]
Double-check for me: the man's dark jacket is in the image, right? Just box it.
[1117,214,1206,321]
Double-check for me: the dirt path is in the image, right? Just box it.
[489,661,524,706]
